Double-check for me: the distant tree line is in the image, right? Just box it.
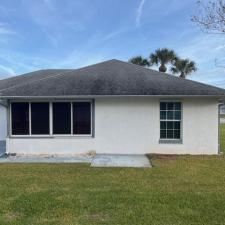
[129,48,197,78]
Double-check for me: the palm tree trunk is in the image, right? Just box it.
[159,64,167,72]
[180,72,185,78]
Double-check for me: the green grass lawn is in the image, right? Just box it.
[0,127,224,225]
[0,157,225,225]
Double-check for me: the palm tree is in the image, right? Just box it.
[129,56,149,67]
[171,59,197,78]
[149,48,177,72]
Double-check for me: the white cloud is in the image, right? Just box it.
[136,0,147,27]
[164,0,190,17]
[177,35,225,62]
[58,47,108,69]
[172,32,225,72]
[0,22,15,35]
[22,0,86,47]
[191,67,225,88]
[0,48,57,78]
[0,27,14,35]
[173,33,225,88]
[101,29,126,42]
[0,65,16,77]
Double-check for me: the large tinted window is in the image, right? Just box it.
[31,103,49,135]
[11,102,29,135]
[73,102,91,135]
[53,102,71,134]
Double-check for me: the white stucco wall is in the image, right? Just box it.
[0,104,7,155]
[6,97,219,155]
[0,104,7,141]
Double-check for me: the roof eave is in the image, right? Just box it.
[0,95,224,100]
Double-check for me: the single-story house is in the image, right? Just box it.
[0,59,224,155]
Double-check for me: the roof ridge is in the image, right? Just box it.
[65,59,118,72]
[0,69,76,92]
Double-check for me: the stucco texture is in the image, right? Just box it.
[6,97,219,155]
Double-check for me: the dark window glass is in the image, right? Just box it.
[31,103,49,135]
[175,111,181,120]
[167,121,173,129]
[160,102,166,110]
[167,102,174,110]
[167,111,174,120]
[174,130,181,139]
[73,102,91,135]
[167,130,173,139]
[174,121,180,129]
[160,130,166,139]
[11,103,29,135]
[160,111,166,120]
[160,121,166,129]
[53,103,71,134]
[175,102,181,110]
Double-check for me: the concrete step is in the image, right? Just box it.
[91,154,151,168]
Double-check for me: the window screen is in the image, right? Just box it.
[31,102,49,135]
[11,102,29,135]
[73,102,91,135]
[160,102,181,139]
[53,102,71,134]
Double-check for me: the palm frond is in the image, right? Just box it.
[150,48,178,66]
[149,53,159,65]
[129,56,149,67]
[172,58,197,78]
[170,67,179,74]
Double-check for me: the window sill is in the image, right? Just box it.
[159,139,182,144]
[9,135,94,139]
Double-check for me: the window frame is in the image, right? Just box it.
[9,99,94,138]
[159,100,183,143]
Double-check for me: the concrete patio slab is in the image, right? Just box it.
[0,154,151,168]
[0,155,92,163]
[91,154,151,168]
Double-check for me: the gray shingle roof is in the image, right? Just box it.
[0,59,225,97]
[0,69,72,91]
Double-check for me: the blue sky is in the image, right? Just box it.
[0,0,225,88]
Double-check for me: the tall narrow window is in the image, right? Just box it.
[53,102,71,134]
[11,102,29,135]
[73,102,91,135]
[31,102,49,135]
[160,102,181,140]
